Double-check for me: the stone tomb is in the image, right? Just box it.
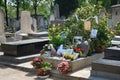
[104,46,120,60]
[40,53,104,72]
[1,39,48,56]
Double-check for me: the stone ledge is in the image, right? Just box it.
[91,70,120,80]
[92,59,120,74]
[0,53,40,64]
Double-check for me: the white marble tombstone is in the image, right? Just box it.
[0,10,6,43]
[20,11,33,33]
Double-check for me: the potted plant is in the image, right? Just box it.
[57,60,70,74]
[31,57,43,69]
[37,62,52,78]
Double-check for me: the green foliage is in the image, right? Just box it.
[63,4,102,42]
[114,22,120,34]
[94,17,115,49]
[48,24,67,48]
[49,4,115,51]
[41,62,52,71]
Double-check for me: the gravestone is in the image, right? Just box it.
[33,18,37,32]
[37,15,45,31]
[14,11,33,40]
[49,13,55,21]
[20,11,33,33]
[54,4,60,19]
[0,10,6,43]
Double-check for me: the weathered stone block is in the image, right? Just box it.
[104,46,120,60]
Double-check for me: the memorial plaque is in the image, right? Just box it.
[84,21,91,30]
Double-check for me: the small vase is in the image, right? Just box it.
[38,74,49,79]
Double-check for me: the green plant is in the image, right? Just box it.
[48,24,67,49]
[94,17,115,49]
[114,22,120,34]
[63,4,102,42]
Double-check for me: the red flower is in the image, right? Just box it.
[31,57,43,69]
[37,69,44,75]
[75,48,82,52]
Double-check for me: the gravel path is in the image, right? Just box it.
[0,64,63,80]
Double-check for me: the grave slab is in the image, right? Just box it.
[1,39,49,56]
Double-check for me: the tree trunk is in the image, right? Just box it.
[34,6,37,19]
[33,1,37,19]
[16,0,19,20]
[5,0,8,26]
[96,0,98,5]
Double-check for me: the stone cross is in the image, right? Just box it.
[0,10,6,43]
[20,11,33,33]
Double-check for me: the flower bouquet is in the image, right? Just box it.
[31,57,43,69]
[37,62,52,78]
[31,57,52,78]
[57,60,70,74]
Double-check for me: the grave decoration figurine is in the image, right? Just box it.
[40,44,56,57]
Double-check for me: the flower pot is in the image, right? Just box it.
[38,74,49,79]
[95,47,104,53]
[61,71,67,75]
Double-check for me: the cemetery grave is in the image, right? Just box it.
[0,3,120,80]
